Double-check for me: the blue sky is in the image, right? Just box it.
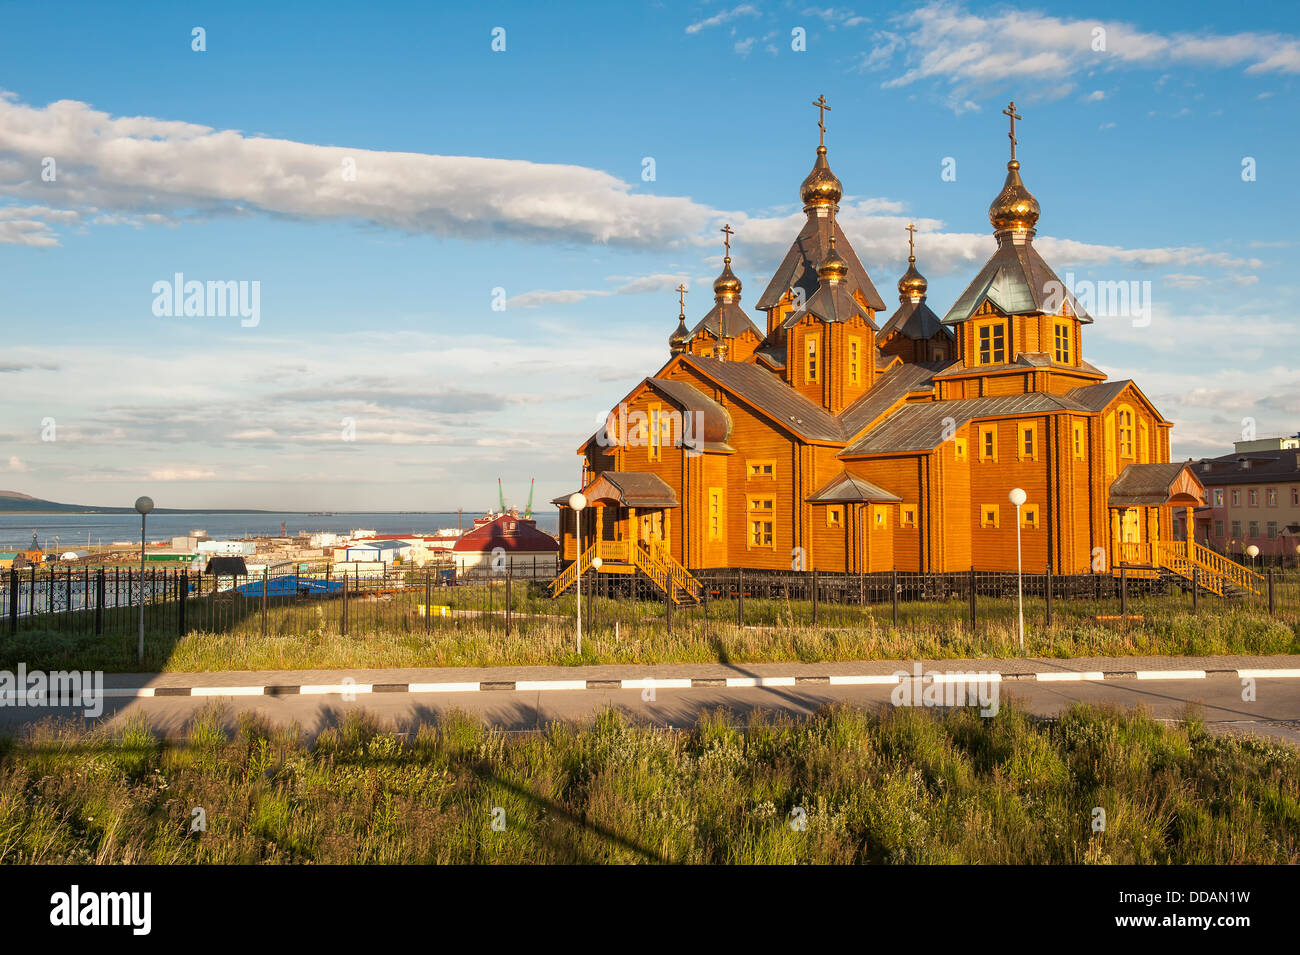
[1,0,1298,510]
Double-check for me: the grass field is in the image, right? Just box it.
[4,588,1299,672]
[1,701,1295,864]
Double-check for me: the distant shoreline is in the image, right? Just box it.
[0,509,462,516]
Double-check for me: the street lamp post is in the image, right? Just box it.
[1009,487,1027,650]
[1246,544,1259,575]
[568,492,587,655]
[134,496,154,664]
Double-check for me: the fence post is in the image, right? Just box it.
[341,574,348,636]
[665,585,672,633]
[8,567,17,634]
[969,566,976,632]
[424,569,432,632]
[1191,565,1198,615]
[1119,565,1128,619]
[1267,568,1275,615]
[29,565,35,616]
[179,570,188,636]
[261,568,268,636]
[737,566,744,628]
[94,569,104,635]
[810,567,818,626]
[505,565,512,637]
[1045,562,1053,628]
[891,566,898,627]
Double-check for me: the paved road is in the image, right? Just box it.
[2,657,1298,744]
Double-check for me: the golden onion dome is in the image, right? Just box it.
[898,257,928,299]
[988,159,1040,233]
[713,257,742,300]
[669,315,689,354]
[800,145,842,209]
[818,243,849,284]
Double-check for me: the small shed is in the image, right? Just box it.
[205,556,249,578]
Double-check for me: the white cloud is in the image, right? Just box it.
[0,92,715,249]
[873,2,1300,108]
[148,468,218,481]
[0,91,1261,287]
[7,456,28,472]
[685,4,760,35]
[509,273,686,308]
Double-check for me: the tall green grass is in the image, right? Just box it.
[1,702,1295,864]
[5,600,1297,672]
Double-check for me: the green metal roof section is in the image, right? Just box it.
[941,237,1093,326]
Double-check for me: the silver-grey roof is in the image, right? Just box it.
[841,391,1092,456]
[753,345,786,370]
[1067,379,1131,412]
[1108,462,1199,507]
[682,356,844,442]
[839,360,952,439]
[645,377,733,449]
[757,214,887,313]
[942,235,1093,326]
[932,354,1105,379]
[806,470,901,504]
[878,298,952,342]
[686,300,764,344]
[781,282,878,329]
[560,471,680,508]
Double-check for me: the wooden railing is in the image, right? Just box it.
[1116,541,1157,567]
[549,542,596,596]
[1188,540,1263,595]
[633,539,701,603]
[655,540,702,602]
[596,540,628,561]
[1115,538,1263,596]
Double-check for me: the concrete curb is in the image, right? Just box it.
[9,667,1296,702]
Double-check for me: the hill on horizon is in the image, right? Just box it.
[0,490,272,515]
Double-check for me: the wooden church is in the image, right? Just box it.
[551,97,1261,602]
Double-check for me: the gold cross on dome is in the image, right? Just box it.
[676,283,687,315]
[1003,101,1022,160]
[906,222,917,259]
[720,223,734,259]
[812,94,832,147]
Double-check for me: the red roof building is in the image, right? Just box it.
[450,513,559,577]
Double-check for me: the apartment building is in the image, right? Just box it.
[1186,435,1300,561]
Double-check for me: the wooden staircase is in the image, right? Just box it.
[549,539,702,605]
[1114,540,1263,597]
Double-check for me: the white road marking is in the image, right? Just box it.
[1135,670,1207,681]
[516,680,588,691]
[408,682,481,693]
[1035,672,1105,682]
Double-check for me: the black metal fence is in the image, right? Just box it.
[4,562,1299,644]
